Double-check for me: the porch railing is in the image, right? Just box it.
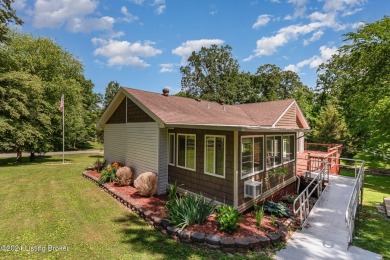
[293,160,329,227]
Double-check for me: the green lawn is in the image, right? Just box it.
[0,154,271,259]
[340,169,390,259]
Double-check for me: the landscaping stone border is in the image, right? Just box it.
[82,171,294,253]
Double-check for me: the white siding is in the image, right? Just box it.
[126,122,159,180]
[158,128,168,195]
[104,124,127,164]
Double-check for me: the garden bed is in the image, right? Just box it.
[83,170,296,253]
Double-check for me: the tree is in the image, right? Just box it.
[0,0,23,44]
[0,71,50,162]
[103,81,120,109]
[311,104,350,146]
[180,45,241,104]
[0,31,99,159]
[317,16,390,154]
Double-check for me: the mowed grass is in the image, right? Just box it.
[0,154,271,260]
[340,169,390,259]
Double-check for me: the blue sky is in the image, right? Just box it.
[13,0,389,94]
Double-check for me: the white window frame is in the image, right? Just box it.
[176,134,196,171]
[168,133,175,166]
[204,135,226,179]
[240,135,264,179]
[282,134,295,163]
[266,135,283,170]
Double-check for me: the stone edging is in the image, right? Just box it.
[82,171,294,254]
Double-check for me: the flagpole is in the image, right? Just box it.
[62,95,65,164]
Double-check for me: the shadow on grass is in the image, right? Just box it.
[113,213,220,259]
[0,156,75,167]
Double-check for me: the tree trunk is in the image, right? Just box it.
[30,152,35,162]
[16,150,22,163]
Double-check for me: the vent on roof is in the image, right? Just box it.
[218,99,225,105]
[162,88,170,96]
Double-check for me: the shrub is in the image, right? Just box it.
[254,204,264,229]
[216,205,242,234]
[164,193,216,229]
[116,166,133,186]
[134,172,158,197]
[98,167,117,184]
[263,201,292,217]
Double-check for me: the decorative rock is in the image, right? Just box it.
[206,234,221,246]
[162,219,171,229]
[134,172,158,197]
[143,210,153,219]
[277,230,287,241]
[178,230,192,241]
[246,236,261,249]
[116,166,133,186]
[267,232,281,245]
[221,237,235,248]
[235,237,250,249]
[256,235,271,248]
[151,216,163,226]
[222,247,236,254]
[166,225,179,236]
[190,232,205,243]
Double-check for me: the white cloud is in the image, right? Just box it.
[172,39,224,64]
[129,0,144,5]
[152,0,166,15]
[252,14,272,29]
[13,0,26,10]
[286,0,308,19]
[284,45,338,73]
[120,6,139,23]
[303,30,324,46]
[92,38,162,68]
[352,21,365,29]
[33,0,118,33]
[33,0,97,28]
[67,16,115,32]
[159,63,174,73]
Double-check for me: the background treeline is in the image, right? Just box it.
[0,11,388,161]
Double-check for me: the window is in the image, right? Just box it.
[283,135,295,162]
[177,134,196,170]
[168,133,175,165]
[266,136,282,168]
[241,136,264,177]
[204,135,225,177]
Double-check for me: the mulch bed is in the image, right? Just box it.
[87,170,290,238]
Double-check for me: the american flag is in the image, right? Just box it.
[59,95,64,112]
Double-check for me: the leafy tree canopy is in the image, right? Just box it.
[0,0,23,43]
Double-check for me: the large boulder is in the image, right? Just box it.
[134,172,158,197]
[116,166,133,186]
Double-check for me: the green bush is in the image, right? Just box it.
[164,192,216,229]
[98,166,117,184]
[216,205,242,234]
[263,201,291,217]
[254,204,264,229]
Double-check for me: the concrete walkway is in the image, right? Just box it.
[275,175,382,260]
[0,150,103,159]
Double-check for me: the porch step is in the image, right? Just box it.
[384,197,390,218]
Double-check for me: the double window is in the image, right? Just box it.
[177,134,196,170]
[266,135,295,169]
[241,136,264,178]
[204,135,225,177]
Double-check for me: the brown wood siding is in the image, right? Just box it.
[275,103,297,128]
[168,128,234,205]
[127,98,154,123]
[106,98,126,124]
[238,132,297,207]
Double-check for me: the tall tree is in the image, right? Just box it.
[0,71,50,162]
[180,45,241,104]
[103,81,120,109]
[0,0,23,44]
[0,31,99,158]
[317,16,390,154]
